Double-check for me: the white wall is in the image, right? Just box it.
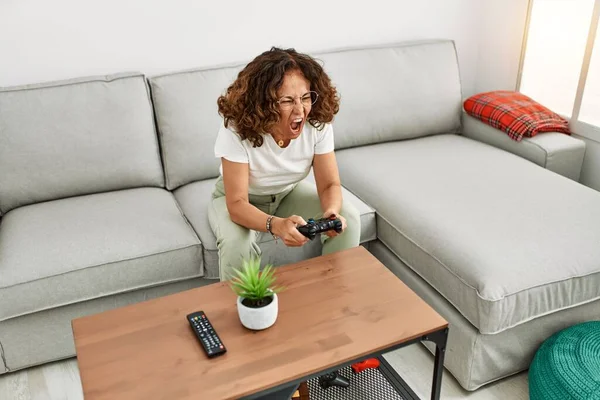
[475,0,529,93]
[0,0,485,94]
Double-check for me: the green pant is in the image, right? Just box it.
[208,176,361,281]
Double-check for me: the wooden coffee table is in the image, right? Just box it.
[72,246,448,400]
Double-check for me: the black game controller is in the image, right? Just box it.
[319,371,350,389]
[297,216,343,240]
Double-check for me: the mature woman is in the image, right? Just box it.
[209,46,361,399]
[210,46,361,282]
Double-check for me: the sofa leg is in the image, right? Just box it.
[424,327,448,400]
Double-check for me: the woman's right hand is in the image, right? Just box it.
[271,215,309,247]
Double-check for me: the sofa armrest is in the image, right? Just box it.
[461,113,586,181]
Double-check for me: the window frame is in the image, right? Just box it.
[517,0,600,142]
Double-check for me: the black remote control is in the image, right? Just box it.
[186,311,227,358]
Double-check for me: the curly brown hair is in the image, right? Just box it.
[217,47,340,147]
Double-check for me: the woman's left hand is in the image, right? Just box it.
[323,210,347,238]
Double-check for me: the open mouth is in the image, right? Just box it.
[290,118,303,134]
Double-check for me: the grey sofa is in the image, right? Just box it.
[1,39,598,392]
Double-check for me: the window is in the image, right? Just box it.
[580,22,600,126]
[518,0,600,139]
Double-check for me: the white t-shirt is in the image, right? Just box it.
[214,122,335,195]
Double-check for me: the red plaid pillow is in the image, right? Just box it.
[463,91,571,141]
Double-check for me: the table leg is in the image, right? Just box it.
[425,327,448,400]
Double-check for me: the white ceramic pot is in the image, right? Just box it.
[236,293,278,330]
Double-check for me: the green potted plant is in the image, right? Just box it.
[230,257,284,330]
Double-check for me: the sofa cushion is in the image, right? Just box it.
[0,72,165,214]
[173,174,376,279]
[147,40,462,189]
[0,188,203,321]
[316,40,462,150]
[336,134,600,334]
[148,65,243,189]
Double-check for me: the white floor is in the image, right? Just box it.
[385,346,529,400]
[0,344,529,400]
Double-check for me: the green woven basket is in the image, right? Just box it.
[529,321,600,400]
